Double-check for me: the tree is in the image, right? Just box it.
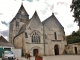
[66,30,80,44]
[70,0,80,30]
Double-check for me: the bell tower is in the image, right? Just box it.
[9,3,29,44]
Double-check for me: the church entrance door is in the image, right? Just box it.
[33,49,38,56]
[74,47,77,54]
[54,45,59,55]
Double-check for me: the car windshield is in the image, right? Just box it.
[4,51,13,54]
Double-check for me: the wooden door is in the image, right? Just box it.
[54,45,59,55]
[33,49,38,56]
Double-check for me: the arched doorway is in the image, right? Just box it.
[33,49,38,56]
[74,47,77,54]
[54,45,59,55]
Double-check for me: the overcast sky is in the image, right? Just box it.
[0,0,79,40]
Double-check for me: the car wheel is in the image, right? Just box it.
[2,58,4,60]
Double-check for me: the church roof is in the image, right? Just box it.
[0,36,9,43]
[10,3,29,23]
[42,13,64,29]
[13,11,41,39]
[0,36,14,46]
[17,3,29,15]
[28,11,42,27]
[30,11,40,19]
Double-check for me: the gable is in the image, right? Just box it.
[28,11,42,29]
[42,13,64,30]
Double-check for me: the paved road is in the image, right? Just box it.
[1,55,80,60]
[43,55,80,60]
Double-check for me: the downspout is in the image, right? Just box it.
[43,24,45,55]
[22,33,24,56]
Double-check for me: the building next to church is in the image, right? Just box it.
[9,4,67,56]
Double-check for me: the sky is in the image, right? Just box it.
[0,0,79,40]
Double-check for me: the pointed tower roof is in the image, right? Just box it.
[17,3,29,15]
[10,3,29,23]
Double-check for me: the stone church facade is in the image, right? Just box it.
[9,4,67,56]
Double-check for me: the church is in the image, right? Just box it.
[9,4,67,56]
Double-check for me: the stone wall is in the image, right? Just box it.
[65,43,80,54]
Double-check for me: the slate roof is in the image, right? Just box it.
[42,13,64,29]
[15,11,40,37]
[30,11,40,20]
[13,11,41,39]
[0,36,14,46]
[28,11,42,27]
[0,42,14,47]
[10,3,29,23]
[0,36,9,43]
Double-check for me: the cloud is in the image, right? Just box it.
[54,12,58,15]
[22,0,25,1]
[0,13,3,15]
[36,0,39,1]
[27,0,33,2]
[57,2,68,6]
[67,24,74,28]
[40,7,48,15]
[0,30,9,37]
[1,21,8,26]
[44,2,50,7]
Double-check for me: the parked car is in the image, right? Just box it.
[2,51,15,60]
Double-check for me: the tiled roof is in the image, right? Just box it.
[0,41,14,46]
[0,36,14,46]
[10,3,29,23]
[0,36,9,43]
[42,13,64,29]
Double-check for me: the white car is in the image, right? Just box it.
[2,51,15,60]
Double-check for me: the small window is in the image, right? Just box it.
[54,32,57,40]
[16,21,19,27]
[25,32,28,38]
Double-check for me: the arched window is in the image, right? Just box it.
[31,32,40,43]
